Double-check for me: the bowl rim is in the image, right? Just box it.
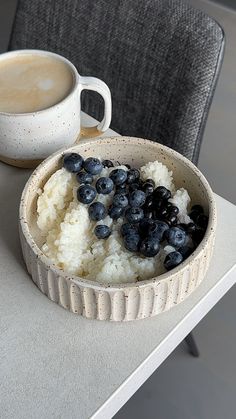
[19,136,217,290]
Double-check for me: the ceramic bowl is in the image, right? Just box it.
[19,137,217,321]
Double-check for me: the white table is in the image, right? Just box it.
[1,112,236,419]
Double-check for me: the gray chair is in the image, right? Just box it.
[8,0,225,355]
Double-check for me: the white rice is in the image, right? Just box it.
[37,168,77,232]
[169,188,191,224]
[140,161,174,192]
[37,160,191,284]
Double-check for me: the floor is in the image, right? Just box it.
[0,1,235,418]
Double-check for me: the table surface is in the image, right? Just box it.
[1,113,236,419]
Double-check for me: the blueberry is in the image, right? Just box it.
[144,210,153,219]
[94,225,111,239]
[126,168,140,184]
[140,236,160,257]
[148,220,169,241]
[144,195,153,209]
[142,182,154,195]
[102,159,114,168]
[113,193,129,208]
[179,223,188,231]
[129,182,140,192]
[164,251,183,271]
[108,205,124,220]
[167,205,179,215]
[131,168,140,179]
[88,202,106,221]
[96,177,114,194]
[125,207,144,223]
[63,153,83,173]
[120,223,137,236]
[123,231,140,252]
[129,190,146,207]
[185,222,197,234]
[158,207,168,218]
[165,226,186,247]
[152,197,164,211]
[165,214,178,226]
[138,179,144,188]
[77,185,96,204]
[153,186,171,200]
[115,183,127,194]
[192,227,205,245]
[196,214,208,230]
[178,245,193,259]
[126,171,136,184]
[146,178,155,187]
[189,210,200,223]
[76,171,93,184]
[139,218,155,238]
[191,204,204,213]
[109,169,127,185]
[83,157,103,175]
[125,164,131,169]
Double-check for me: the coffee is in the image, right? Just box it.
[0,54,74,113]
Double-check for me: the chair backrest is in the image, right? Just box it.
[9,0,225,164]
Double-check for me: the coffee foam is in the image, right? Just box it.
[0,54,74,113]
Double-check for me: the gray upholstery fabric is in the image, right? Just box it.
[9,0,224,164]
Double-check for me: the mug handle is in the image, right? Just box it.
[79,76,112,138]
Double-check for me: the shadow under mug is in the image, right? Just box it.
[0,49,112,168]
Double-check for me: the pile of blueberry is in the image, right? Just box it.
[63,153,208,271]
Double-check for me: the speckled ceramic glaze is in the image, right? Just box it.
[0,50,111,168]
[19,137,217,321]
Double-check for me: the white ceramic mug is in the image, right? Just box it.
[0,49,112,168]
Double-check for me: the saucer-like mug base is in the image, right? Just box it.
[0,154,42,169]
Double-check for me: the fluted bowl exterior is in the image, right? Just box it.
[19,137,217,321]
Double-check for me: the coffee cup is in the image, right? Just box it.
[0,49,112,168]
